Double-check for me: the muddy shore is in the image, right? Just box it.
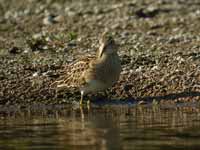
[0,0,199,105]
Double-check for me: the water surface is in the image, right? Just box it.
[0,103,200,150]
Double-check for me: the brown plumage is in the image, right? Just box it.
[55,32,121,105]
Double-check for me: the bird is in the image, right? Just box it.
[54,31,121,105]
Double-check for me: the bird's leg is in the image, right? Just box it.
[87,99,90,110]
[80,90,84,105]
[80,90,90,110]
[80,105,84,120]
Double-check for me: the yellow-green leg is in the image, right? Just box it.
[87,99,90,110]
[80,90,91,109]
[80,105,84,119]
[80,91,84,106]
[87,100,90,106]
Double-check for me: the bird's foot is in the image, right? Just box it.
[79,99,83,106]
[87,100,91,110]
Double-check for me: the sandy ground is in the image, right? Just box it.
[0,0,199,105]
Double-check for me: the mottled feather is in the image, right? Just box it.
[52,31,121,105]
[55,55,95,88]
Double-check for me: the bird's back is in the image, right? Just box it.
[55,55,94,89]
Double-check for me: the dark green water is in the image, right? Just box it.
[0,103,200,150]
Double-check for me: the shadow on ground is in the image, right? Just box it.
[91,91,200,106]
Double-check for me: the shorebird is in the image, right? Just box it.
[55,32,121,105]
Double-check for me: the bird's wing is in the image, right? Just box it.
[53,55,95,89]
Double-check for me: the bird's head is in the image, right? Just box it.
[98,32,118,58]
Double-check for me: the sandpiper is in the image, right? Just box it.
[55,32,121,105]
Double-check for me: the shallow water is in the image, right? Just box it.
[1,103,200,150]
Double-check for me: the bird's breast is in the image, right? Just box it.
[99,54,121,85]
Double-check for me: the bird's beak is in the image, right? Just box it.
[98,43,105,58]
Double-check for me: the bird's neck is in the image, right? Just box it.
[98,53,117,60]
